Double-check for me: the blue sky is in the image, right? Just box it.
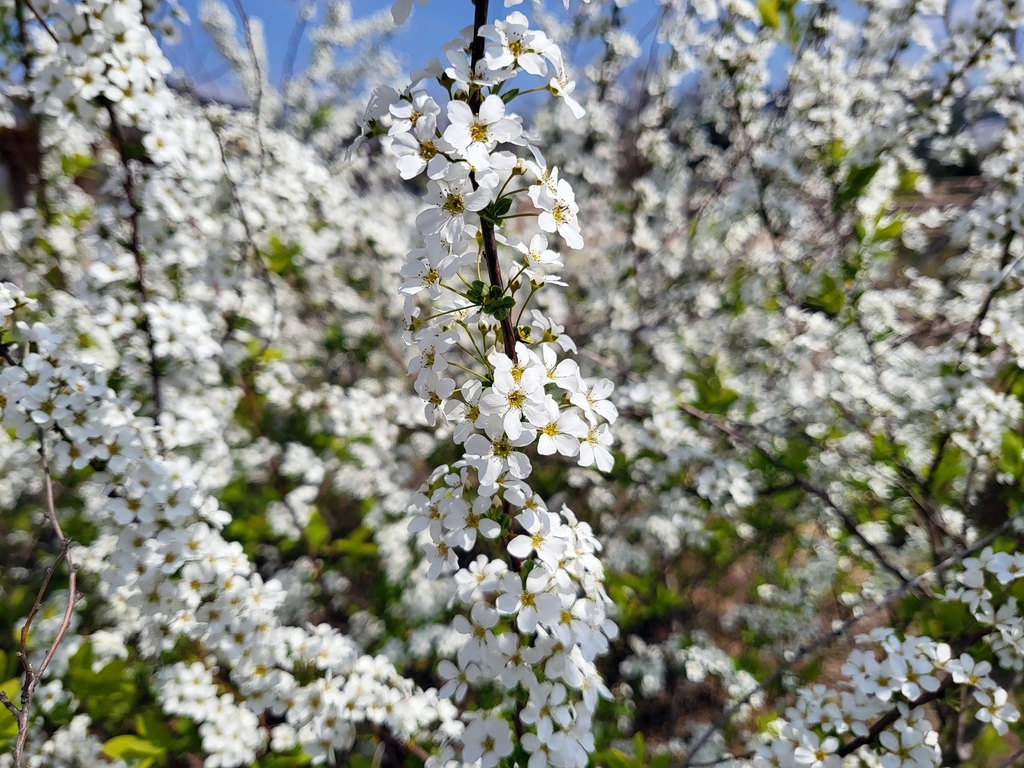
[166,0,664,101]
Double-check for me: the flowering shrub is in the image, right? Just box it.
[1,0,1023,767]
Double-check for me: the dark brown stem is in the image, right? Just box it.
[466,0,517,364]
[105,104,165,452]
[837,628,991,758]
[837,675,956,757]
[373,724,431,764]
[675,400,914,587]
[1,431,79,768]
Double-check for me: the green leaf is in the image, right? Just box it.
[803,273,845,317]
[874,218,903,242]
[687,361,740,415]
[479,197,513,226]
[0,678,20,742]
[836,162,881,207]
[101,735,166,762]
[263,235,301,276]
[928,444,963,492]
[589,749,638,768]
[61,153,94,179]
[1000,431,1024,476]
[135,712,176,748]
[499,88,520,104]
[259,751,312,768]
[758,0,780,28]
[66,646,139,729]
[493,197,512,218]
[305,508,330,549]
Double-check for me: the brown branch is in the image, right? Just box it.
[229,0,267,169]
[837,674,956,757]
[372,724,430,764]
[3,431,79,768]
[837,628,992,758]
[998,746,1024,768]
[464,0,516,365]
[674,399,915,587]
[207,116,280,360]
[677,512,1020,768]
[20,0,58,42]
[105,104,165,453]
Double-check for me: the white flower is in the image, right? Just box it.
[496,568,562,633]
[511,233,563,276]
[479,354,548,439]
[537,404,588,457]
[437,657,480,702]
[507,511,568,568]
[390,120,450,180]
[461,714,514,768]
[973,687,1020,735]
[545,48,585,119]
[528,176,584,250]
[578,424,614,472]
[482,13,551,76]
[453,554,507,602]
[416,166,493,240]
[464,415,535,485]
[444,494,502,549]
[389,89,440,136]
[453,602,500,666]
[793,733,840,768]
[443,95,523,169]
[570,378,617,425]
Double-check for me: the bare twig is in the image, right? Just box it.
[466,0,516,365]
[207,115,280,360]
[20,0,58,42]
[0,430,79,768]
[229,0,267,168]
[279,1,314,119]
[997,746,1024,768]
[677,513,1019,767]
[105,104,165,453]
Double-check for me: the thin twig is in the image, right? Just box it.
[279,0,314,119]
[21,0,58,42]
[230,0,267,169]
[678,513,1020,767]
[1,430,79,768]
[105,104,165,454]
[466,0,516,365]
[997,745,1024,768]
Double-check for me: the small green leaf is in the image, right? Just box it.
[874,219,903,242]
[479,197,514,226]
[500,88,520,104]
[493,197,512,218]
[135,712,176,748]
[305,509,330,549]
[758,0,780,28]
[102,734,165,762]
[1000,431,1024,476]
[836,162,881,207]
[929,444,963,492]
[0,678,20,742]
[803,273,845,317]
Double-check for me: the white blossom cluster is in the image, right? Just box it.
[3,0,1024,765]
[753,546,1024,768]
[352,4,621,765]
[0,282,457,765]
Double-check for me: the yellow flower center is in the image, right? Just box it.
[469,122,489,144]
